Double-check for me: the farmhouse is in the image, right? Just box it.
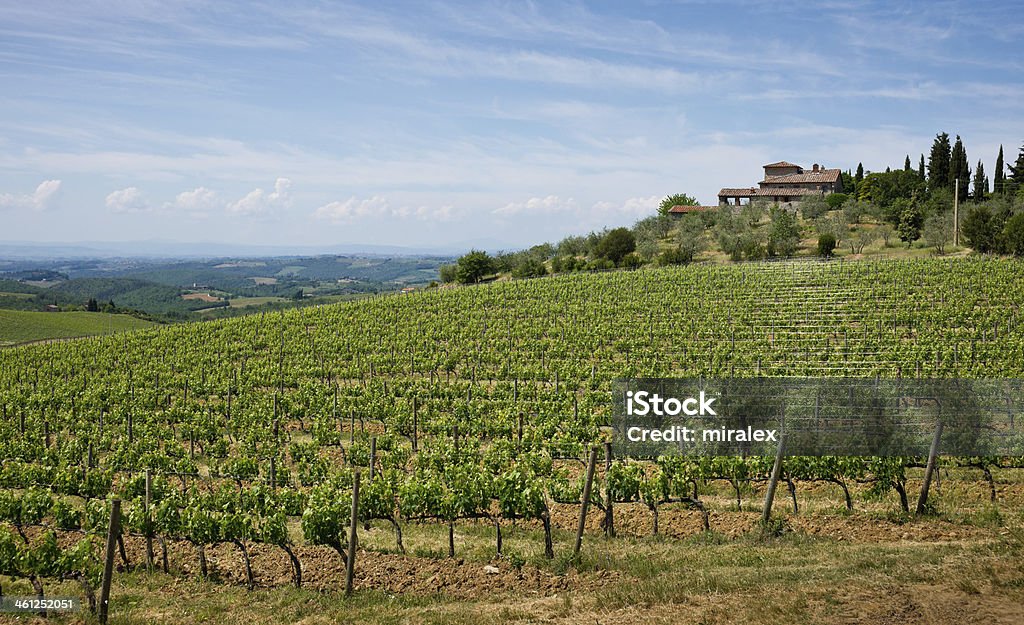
[666,204,715,216]
[718,161,843,206]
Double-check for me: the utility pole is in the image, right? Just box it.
[954,178,959,247]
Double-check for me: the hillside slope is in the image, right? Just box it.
[0,309,158,346]
[6,258,1024,424]
[2,258,1024,624]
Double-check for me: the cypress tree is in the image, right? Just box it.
[993,145,1005,194]
[972,160,987,201]
[928,132,951,191]
[1008,143,1024,188]
[950,135,970,203]
[918,154,925,180]
[855,162,864,182]
[904,155,912,171]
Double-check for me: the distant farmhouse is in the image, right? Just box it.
[666,204,714,215]
[718,161,843,207]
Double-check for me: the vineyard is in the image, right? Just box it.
[1,257,1024,624]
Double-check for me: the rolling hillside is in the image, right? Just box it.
[1,258,1023,624]
[0,309,158,346]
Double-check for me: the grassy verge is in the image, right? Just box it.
[8,520,1021,625]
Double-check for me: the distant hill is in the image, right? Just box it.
[0,254,450,320]
[0,240,479,259]
[42,278,214,315]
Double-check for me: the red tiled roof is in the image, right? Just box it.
[763,161,801,168]
[667,204,714,213]
[718,187,825,198]
[718,188,760,197]
[761,168,841,184]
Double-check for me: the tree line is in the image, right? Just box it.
[438,136,1024,282]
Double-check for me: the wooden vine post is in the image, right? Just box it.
[916,420,944,515]
[144,470,153,570]
[761,434,786,524]
[604,442,615,538]
[574,447,599,556]
[369,437,377,482]
[99,499,122,625]
[345,472,361,597]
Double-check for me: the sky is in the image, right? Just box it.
[1,1,1022,252]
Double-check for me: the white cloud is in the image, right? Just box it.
[226,177,292,216]
[591,195,661,217]
[313,196,457,223]
[417,204,454,220]
[494,194,657,219]
[105,185,220,215]
[0,179,61,211]
[313,195,390,221]
[32,180,61,209]
[166,186,218,212]
[494,195,578,216]
[105,186,149,213]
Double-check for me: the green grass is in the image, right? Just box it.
[0,310,157,345]
[12,517,1022,625]
[275,265,306,277]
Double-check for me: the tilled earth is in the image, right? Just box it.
[30,499,992,602]
[39,529,619,599]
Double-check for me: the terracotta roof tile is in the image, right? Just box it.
[718,188,760,196]
[718,187,825,197]
[761,169,841,184]
[667,205,714,213]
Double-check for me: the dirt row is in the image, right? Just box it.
[40,530,619,601]
[25,495,997,602]
[544,501,986,542]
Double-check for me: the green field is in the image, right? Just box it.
[194,296,291,313]
[228,295,291,308]
[1,258,1024,624]
[0,291,35,299]
[0,309,157,345]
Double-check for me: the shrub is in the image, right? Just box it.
[676,215,707,261]
[825,193,848,209]
[595,228,636,264]
[922,212,953,254]
[1002,213,1024,257]
[619,253,644,269]
[897,201,923,246]
[512,258,548,278]
[552,256,585,273]
[800,195,828,220]
[817,234,837,257]
[658,247,690,266]
[768,207,800,257]
[962,203,1001,253]
[455,250,494,284]
[439,264,457,283]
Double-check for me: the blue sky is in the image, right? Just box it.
[1,1,1021,251]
